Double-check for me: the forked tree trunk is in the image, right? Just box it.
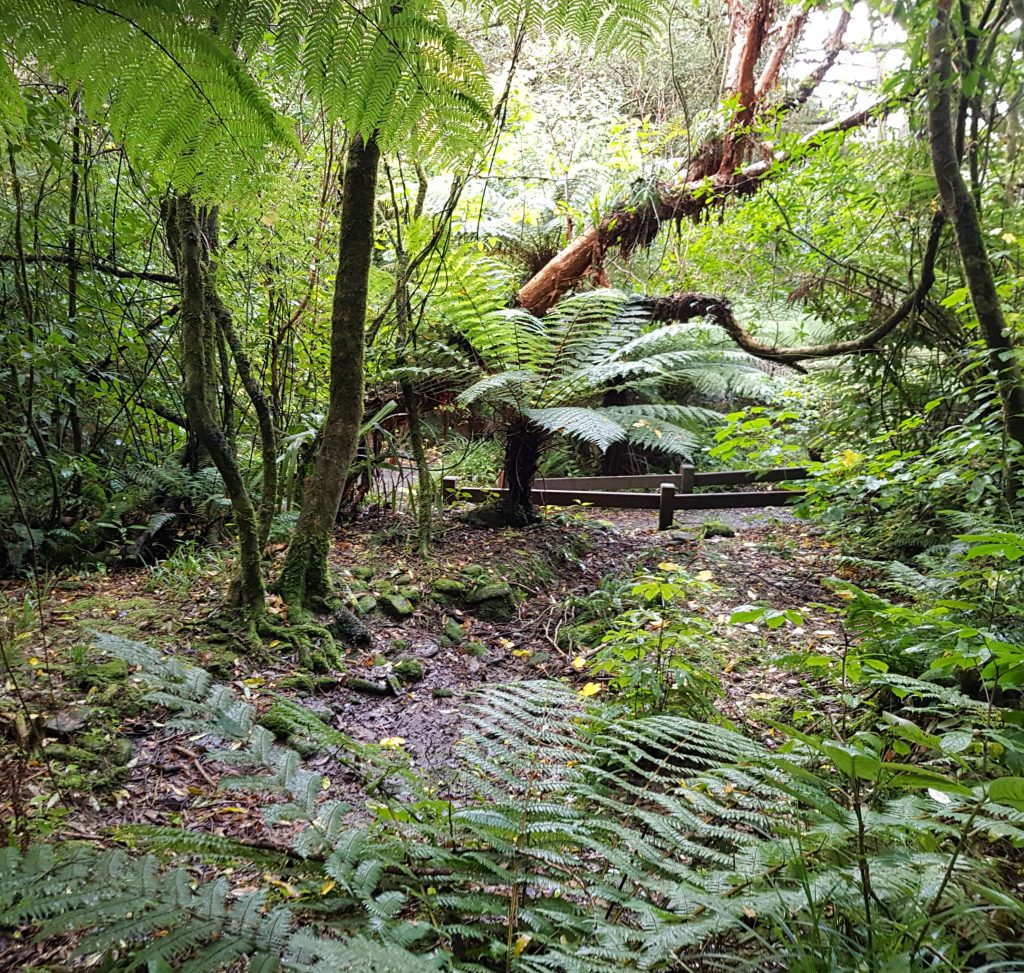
[277,134,381,611]
[164,195,266,615]
[928,0,1024,449]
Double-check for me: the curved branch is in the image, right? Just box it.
[635,211,945,367]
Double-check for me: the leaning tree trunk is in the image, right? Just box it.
[928,0,1024,449]
[164,195,266,616]
[277,133,380,612]
[515,2,860,317]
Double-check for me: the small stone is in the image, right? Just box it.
[442,617,465,645]
[393,572,414,585]
[701,520,736,538]
[431,687,454,699]
[530,651,551,667]
[355,594,377,615]
[460,564,486,578]
[417,641,440,659]
[393,658,424,683]
[430,578,469,605]
[380,593,414,618]
[44,705,94,737]
[465,583,515,622]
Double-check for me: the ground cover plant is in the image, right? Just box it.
[3,0,1024,969]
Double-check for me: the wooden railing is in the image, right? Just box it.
[442,465,807,530]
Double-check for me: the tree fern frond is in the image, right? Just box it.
[523,406,627,450]
[2,0,296,196]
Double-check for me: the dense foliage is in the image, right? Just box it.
[3,0,1024,969]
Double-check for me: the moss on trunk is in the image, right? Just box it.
[277,133,381,610]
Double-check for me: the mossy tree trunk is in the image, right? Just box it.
[928,0,1024,450]
[163,195,266,617]
[277,133,380,611]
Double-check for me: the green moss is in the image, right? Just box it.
[465,583,516,622]
[278,672,315,692]
[380,593,414,618]
[463,640,487,657]
[432,687,454,699]
[442,617,465,645]
[351,566,375,581]
[701,519,736,539]
[393,658,424,683]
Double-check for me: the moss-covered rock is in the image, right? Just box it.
[432,687,454,699]
[398,586,421,604]
[465,583,516,622]
[380,593,414,619]
[701,519,736,538]
[351,566,375,581]
[442,617,465,645]
[463,640,487,657]
[355,594,377,615]
[430,578,468,605]
[460,564,486,578]
[393,658,424,683]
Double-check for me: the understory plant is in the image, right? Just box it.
[3,633,1024,972]
[456,289,779,525]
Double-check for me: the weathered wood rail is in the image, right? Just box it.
[442,465,807,530]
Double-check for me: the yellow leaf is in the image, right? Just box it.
[839,449,862,468]
[658,561,679,572]
[513,934,533,956]
[379,736,406,748]
[571,656,586,671]
[320,879,336,896]
[578,682,603,698]
[512,649,531,657]
[268,639,281,648]
[696,570,714,582]
[28,657,39,666]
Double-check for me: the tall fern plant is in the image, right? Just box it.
[456,289,776,524]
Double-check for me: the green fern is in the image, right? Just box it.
[1,0,296,197]
[6,635,1020,972]
[456,289,778,460]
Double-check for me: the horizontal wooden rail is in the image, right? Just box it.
[534,466,806,491]
[442,469,805,530]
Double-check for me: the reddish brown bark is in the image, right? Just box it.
[515,3,860,317]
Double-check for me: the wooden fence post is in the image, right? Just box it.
[680,464,695,495]
[442,476,457,505]
[658,482,676,531]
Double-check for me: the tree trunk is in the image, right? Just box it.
[164,195,266,615]
[277,133,380,611]
[514,4,864,317]
[467,419,544,528]
[928,0,1024,449]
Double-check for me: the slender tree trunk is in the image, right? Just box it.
[208,287,278,548]
[164,195,266,615]
[928,0,1024,448]
[277,134,380,611]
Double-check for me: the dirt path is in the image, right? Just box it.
[2,503,847,842]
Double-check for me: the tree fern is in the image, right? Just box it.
[455,290,779,463]
[1,0,296,197]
